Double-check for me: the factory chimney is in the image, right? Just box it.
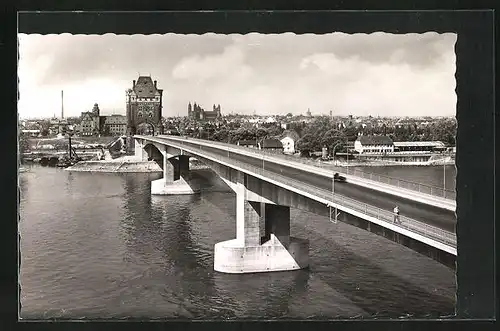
[61,90,64,119]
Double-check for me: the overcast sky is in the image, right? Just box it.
[18,32,457,119]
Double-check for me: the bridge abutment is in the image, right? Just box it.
[214,182,309,273]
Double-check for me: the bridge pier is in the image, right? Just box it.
[151,154,200,195]
[134,138,148,161]
[214,182,309,273]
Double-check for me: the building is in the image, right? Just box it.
[237,140,258,148]
[265,116,276,124]
[80,103,101,136]
[354,135,394,154]
[353,137,451,164]
[104,115,127,136]
[126,76,164,135]
[393,141,446,153]
[21,129,40,137]
[188,102,222,122]
[258,138,283,151]
[280,130,300,154]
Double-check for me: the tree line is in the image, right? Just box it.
[295,116,457,156]
[176,115,456,157]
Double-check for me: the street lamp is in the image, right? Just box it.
[345,139,349,175]
[331,142,341,167]
[443,150,447,197]
[329,171,340,224]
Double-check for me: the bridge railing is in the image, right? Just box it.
[159,136,456,201]
[161,137,457,249]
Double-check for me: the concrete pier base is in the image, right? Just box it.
[151,177,200,195]
[214,193,309,274]
[214,236,309,273]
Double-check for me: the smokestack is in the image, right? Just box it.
[154,80,157,88]
[133,80,136,88]
[61,90,64,119]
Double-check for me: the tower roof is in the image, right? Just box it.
[133,76,160,98]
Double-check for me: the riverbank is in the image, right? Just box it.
[66,160,162,173]
[65,154,161,173]
[65,156,210,173]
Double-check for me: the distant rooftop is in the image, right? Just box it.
[356,135,393,146]
[259,138,283,148]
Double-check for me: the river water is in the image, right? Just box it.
[19,165,456,320]
[352,165,456,192]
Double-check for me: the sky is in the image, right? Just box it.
[18,32,457,119]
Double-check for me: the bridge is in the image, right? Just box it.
[133,135,457,274]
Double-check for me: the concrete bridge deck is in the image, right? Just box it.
[162,136,456,211]
[136,135,456,256]
[153,136,456,230]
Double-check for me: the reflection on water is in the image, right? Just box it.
[19,165,455,320]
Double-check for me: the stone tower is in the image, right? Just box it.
[126,76,164,135]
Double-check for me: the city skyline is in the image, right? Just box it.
[18,32,457,119]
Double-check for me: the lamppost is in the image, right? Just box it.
[329,141,344,224]
[345,139,349,175]
[331,141,342,168]
[330,170,340,224]
[443,150,447,197]
[331,137,348,174]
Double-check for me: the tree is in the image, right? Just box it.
[19,133,29,153]
[212,129,230,142]
[229,127,255,144]
[296,134,317,157]
[256,128,269,140]
[301,116,331,138]
[267,125,283,137]
[321,129,346,155]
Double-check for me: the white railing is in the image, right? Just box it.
[145,136,456,249]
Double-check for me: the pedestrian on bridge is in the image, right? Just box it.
[393,206,400,224]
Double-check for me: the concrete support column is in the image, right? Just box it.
[264,204,290,247]
[238,200,262,246]
[134,139,144,160]
[151,153,200,195]
[179,155,190,177]
[214,179,309,274]
[162,149,168,180]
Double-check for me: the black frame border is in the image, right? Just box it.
[1,4,496,331]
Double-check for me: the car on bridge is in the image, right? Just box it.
[334,173,347,182]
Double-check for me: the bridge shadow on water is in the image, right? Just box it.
[117,169,454,320]
[294,213,455,319]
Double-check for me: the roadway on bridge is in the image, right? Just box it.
[158,138,456,233]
